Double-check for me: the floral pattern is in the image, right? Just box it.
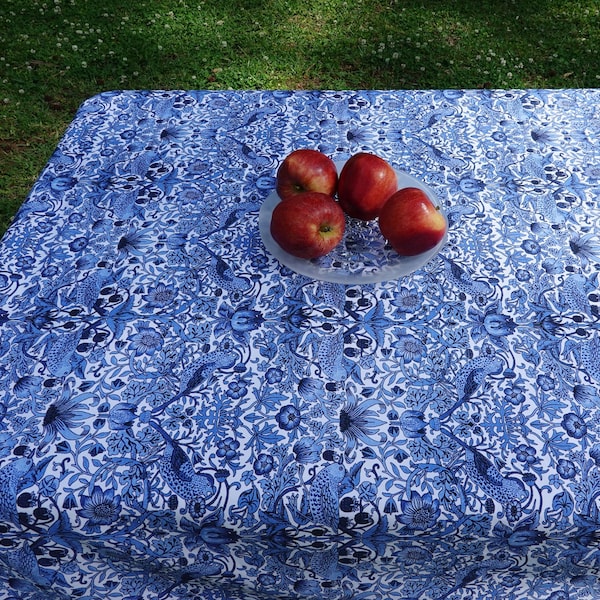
[0,89,599,599]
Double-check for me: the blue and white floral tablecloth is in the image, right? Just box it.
[1,89,600,599]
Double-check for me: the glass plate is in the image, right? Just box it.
[258,164,447,284]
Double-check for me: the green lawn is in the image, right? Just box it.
[1,0,599,234]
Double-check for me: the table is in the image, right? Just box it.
[1,89,599,599]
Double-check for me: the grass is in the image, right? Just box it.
[1,0,599,235]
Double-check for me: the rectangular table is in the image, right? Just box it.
[1,89,599,599]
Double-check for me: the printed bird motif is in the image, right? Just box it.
[1,542,55,588]
[179,348,238,393]
[215,203,255,232]
[207,254,249,292]
[535,193,565,224]
[560,273,594,316]
[319,282,346,311]
[129,149,161,177]
[307,546,351,581]
[308,463,346,530]
[445,203,475,229]
[152,347,237,415]
[191,235,250,292]
[442,428,528,507]
[193,203,256,239]
[455,354,504,403]
[46,330,82,377]
[146,93,180,120]
[428,557,513,600]
[316,330,346,382]
[578,335,600,382]
[439,256,492,297]
[463,446,528,505]
[108,188,140,220]
[151,422,216,517]
[521,151,547,180]
[75,268,112,311]
[504,95,529,123]
[157,555,223,600]
[406,137,466,172]
[0,457,33,526]
[439,353,504,420]
[195,241,249,292]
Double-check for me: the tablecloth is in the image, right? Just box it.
[1,89,600,599]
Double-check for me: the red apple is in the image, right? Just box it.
[378,187,447,256]
[337,152,398,220]
[270,192,345,259]
[276,149,338,200]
